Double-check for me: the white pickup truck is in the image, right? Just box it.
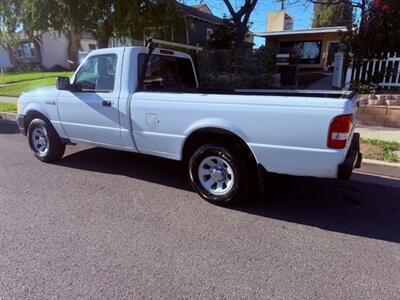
[17,46,362,205]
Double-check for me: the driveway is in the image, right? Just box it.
[1,120,400,299]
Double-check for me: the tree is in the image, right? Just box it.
[10,0,94,69]
[344,0,400,61]
[0,0,186,70]
[312,0,354,27]
[208,19,236,49]
[0,0,23,65]
[308,0,370,29]
[78,0,186,49]
[221,0,258,49]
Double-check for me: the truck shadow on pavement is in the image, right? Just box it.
[58,146,191,192]
[0,119,20,134]
[58,147,400,244]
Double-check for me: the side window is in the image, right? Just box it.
[75,54,117,92]
[139,54,196,90]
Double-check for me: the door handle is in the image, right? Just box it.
[102,100,112,107]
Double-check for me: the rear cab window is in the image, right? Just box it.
[138,53,197,91]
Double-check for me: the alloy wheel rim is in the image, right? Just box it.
[31,126,49,155]
[198,156,234,195]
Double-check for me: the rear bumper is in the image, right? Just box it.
[337,133,362,180]
[17,114,26,135]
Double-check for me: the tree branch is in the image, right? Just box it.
[307,0,363,8]
[222,0,237,18]
[243,0,258,25]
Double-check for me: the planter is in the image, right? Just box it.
[359,94,400,107]
[356,105,400,128]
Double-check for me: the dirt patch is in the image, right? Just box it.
[361,143,385,161]
[361,139,400,163]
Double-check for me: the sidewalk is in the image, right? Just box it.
[307,74,334,90]
[355,125,400,143]
[0,96,18,103]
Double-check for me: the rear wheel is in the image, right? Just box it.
[188,144,249,205]
[28,118,65,162]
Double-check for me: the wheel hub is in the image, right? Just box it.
[210,166,226,182]
[39,136,47,146]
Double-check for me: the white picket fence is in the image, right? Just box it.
[345,53,400,89]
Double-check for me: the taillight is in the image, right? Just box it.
[327,114,353,149]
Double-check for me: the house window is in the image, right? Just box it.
[18,42,36,58]
[88,44,97,50]
[280,40,322,64]
[206,28,213,40]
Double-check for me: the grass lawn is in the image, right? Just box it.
[0,71,73,97]
[361,138,400,163]
[0,102,17,113]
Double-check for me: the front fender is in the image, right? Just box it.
[21,102,52,121]
[19,100,67,138]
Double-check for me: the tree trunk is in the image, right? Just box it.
[232,21,248,71]
[97,22,113,49]
[359,0,368,31]
[98,36,109,49]
[67,26,82,70]
[234,24,247,49]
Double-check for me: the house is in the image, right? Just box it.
[111,3,225,48]
[255,11,348,72]
[0,43,12,70]
[177,3,224,46]
[3,30,98,70]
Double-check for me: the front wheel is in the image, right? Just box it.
[188,144,249,205]
[28,118,65,162]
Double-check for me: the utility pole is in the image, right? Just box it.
[277,0,285,10]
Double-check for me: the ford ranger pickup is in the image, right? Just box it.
[17,46,362,205]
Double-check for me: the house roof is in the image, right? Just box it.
[191,4,212,15]
[254,26,348,37]
[177,2,223,25]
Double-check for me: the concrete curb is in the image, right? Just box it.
[0,111,17,121]
[357,159,400,179]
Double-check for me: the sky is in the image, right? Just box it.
[181,0,315,47]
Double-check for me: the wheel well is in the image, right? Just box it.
[24,110,51,133]
[182,128,257,167]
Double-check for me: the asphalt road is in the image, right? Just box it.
[1,119,400,299]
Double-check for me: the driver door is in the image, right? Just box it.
[58,52,124,147]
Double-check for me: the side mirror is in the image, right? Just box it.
[56,77,71,90]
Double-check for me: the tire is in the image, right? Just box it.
[27,118,66,162]
[188,144,249,205]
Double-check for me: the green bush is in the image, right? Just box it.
[350,81,377,94]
